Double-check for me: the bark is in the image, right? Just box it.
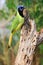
[14,19,43,65]
[36,29,43,46]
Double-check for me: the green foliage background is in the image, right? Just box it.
[0,0,43,65]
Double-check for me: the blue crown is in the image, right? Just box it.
[17,5,24,11]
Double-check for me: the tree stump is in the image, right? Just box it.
[14,10,43,65]
[14,9,43,65]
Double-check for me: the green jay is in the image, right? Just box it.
[8,5,27,48]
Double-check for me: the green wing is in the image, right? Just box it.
[11,11,24,33]
[8,11,24,47]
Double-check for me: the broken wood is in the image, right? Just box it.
[14,9,43,65]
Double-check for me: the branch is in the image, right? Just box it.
[36,29,43,46]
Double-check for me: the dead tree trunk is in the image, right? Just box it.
[14,19,43,65]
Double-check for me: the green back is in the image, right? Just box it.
[11,11,24,31]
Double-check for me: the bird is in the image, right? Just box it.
[8,5,26,48]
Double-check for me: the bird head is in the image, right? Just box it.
[18,5,24,17]
[18,5,28,18]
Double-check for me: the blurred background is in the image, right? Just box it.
[0,0,43,65]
